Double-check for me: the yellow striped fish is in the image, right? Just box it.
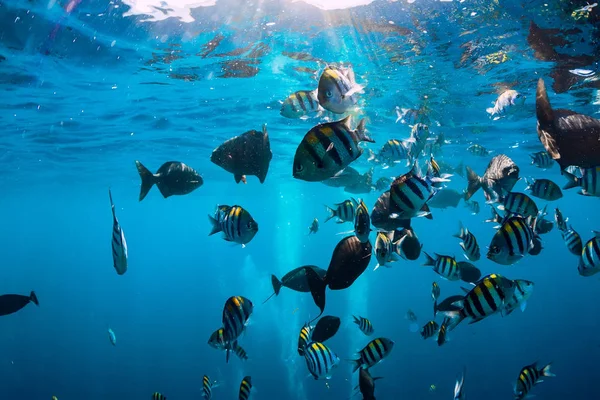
[351,337,394,372]
[238,376,252,400]
[514,362,555,400]
[280,90,323,119]
[108,188,128,276]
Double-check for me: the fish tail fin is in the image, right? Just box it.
[271,275,283,296]
[135,160,156,202]
[356,119,375,143]
[445,310,465,331]
[352,315,360,325]
[536,79,560,160]
[485,106,495,115]
[562,171,580,190]
[208,214,222,236]
[464,166,481,200]
[29,291,39,306]
[422,252,435,267]
[453,221,465,239]
[351,358,361,373]
[541,363,555,377]
[433,300,438,318]
[455,160,465,177]
[324,205,337,223]
[108,188,117,219]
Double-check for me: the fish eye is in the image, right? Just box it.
[294,162,304,172]
[489,246,500,255]
[247,221,254,229]
[325,90,333,98]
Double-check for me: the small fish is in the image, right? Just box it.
[530,151,554,169]
[208,205,258,247]
[351,338,394,372]
[317,65,364,114]
[293,116,374,182]
[487,216,537,265]
[453,222,480,261]
[525,178,563,201]
[514,362,555,400]
[486,90,525,119]
[239,376,252,400]
[0,291,39,316]
[108,189,128,276]
[437,317,450,346]
[304,342,340,380]
[108,328,116,346]
[420,320,439,339]
[371,139,410,166]
[563,166,600,196]
[579,232,600,277]
[135,161,203,201]
[52,397,58,400]
[309,218,319,234]
[431,282,440,302]
[297,323,314,356]
[222,296,253,362]
[554,208,568,232]
[571,3,597,20]
[375,177,392,191]
[208,327,227,350]
[562,226,583,256]
[498,192,539,219]
[464,199,480,215]
[353,199,371,243]
[464,154,520,203]
[353,315,374,336]
[280,90,323,119]
[423,253,461,281]
[325,198,357,223]
[503,279,534,316]
[389,164,443,220]
[322,166,362,188]
[152,393,167,400]
[211,124,272,184]
[454,368,466,400]
[406,124,430,163]
[467,144,491,156]
[202,375,218,400]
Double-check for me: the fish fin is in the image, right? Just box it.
[271,275,282,296]
[453,221,465,239]
[351,358,361,373]
[468,316,485,324]
[108,188,117,220]
[535,79,560,160]
[541,362,555,377]
[421,204,433,219]
[445,310,465,331]
[234,174,246,184]
[208,215,222,236]
[324,205,337,223]
[29,291,39,306]
[343,84,364,98]
[464,166,481,200]
[355,119,374,143]
[422,252,436,267]
[562,171,579,190]
[485,106,495,115]
[374,263,382,271]
[520,301,528,312]
[306,267,326,323]
[135,160,156,201]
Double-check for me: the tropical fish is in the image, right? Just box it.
[325,198,357,223]
[370,191,414,232]
[374,231,400,270]
[317,65,364,114]
[525,178,563,200]
[312,315,341,343]
[393,228,423,261]
[353,315,374,336]
[454,368,466,400]
[530,150,554,169]
[487,216,537,265]
[453,222,480,261]
[208,327,227,350]
[344,168,374,194]
[431,282,440,302]
[467,144,491,156]
[222,296,253,362]
[309,218,319,234]
[238,376,252,400]
[375,177,392,191]
[464,154,520,202]
[370,139,410,166]
[353,199,371,243]
[563,166,600,196]
[0,291,39,316]
[503,279,534,316]
[293,117,374,182]
[208,205,258,247]
[486,90,525,119]
[202,375,219,400]
[562,226,583,256]
[135,161,203,201]
[423,253,462,281]
[437,317,450,346]
[498,192,539,218]
[297,323,314,356]
[210,124,272,184]
[351,338,394,372]
[265,265,327,303]
[554,207,568,232]
[152,393,166,400]
[427,188,464,209]
[304,342,340,380]
[406,124,430,163]
[280,90,323,119]
[536,78,600,170]
[420,320,439,339]
[514,362,555,400]
[434,295,464,317]
[108,189,128,275]
[108,328,116,346]
[578,232,600,277]
[233,342,249,360]
[406,309,419,332]
[389,164,442,220]
[322,166,362,188]
[465,199,480,215]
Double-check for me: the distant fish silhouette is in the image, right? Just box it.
[0,291,38,317]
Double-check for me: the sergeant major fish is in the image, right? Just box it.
[498,192,539,218]
[280,90,323,119]
[453,222,480,261]
[135,161,203,201]
[325,198,357,223]
[353,315,374,336]
[503,279,534,316]
[420,320,439,340]
[108,189,128,276]
[317,65,364,114]
[514,362,555,400]
[578,232,600,277]
[304,342,340,380]
[530,150,554,169]
[309,218,319,234]
[525,178,563,201]
[202,375,220,400]
[562,226,583,256]
[373,231,401,270]
[208,205,258,247]
[222,296,253,362]
[297,323,314,356]
[293,116,374,182]
[389,163,445,220]
[238,376,252,400]
[464,154,520,203]
[487,216,538,265]
[351,338,394,372]
[563,166,600,196]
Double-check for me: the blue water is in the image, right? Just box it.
[1,0,600,399]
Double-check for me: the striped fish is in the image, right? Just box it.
[297,323,314,356]
[445,274,515,330]
[108,189,128,276]
[554,208,568,232]
[420,320,439,339]
[238,376,252,400]
[525,178,563,201]
[325,198,357,223]
[453,222,480,261]
[423,253,461,281]
[373,139,410,166]
[487,216,537,265]
[428,155,453,188]
[374,231,400,270]
[464,199,480,215]
[233,342,248,360]
[514,362,555,400]
[467,144,490,156]
[202,375,215,400]
[351,337,394,372]
[406,123,430,163]
[498,192,539,218]
[563,166,600,196]
[293,116,374,182]
[280,90,323,119]
[304,341,340,380]
[503,279,534,316]
[208,205,258,247]
[152,393,166,400]
[562,226,583,256]
[530,151,554,169]
[454,367,466,400]
[431,281,440,302]
[207,327,226,350]
[389,164,442,220]
[222,296,253,362]
[437,317,450,346]
[354,199,371,243]
[317,65,363,114]
[353,315,374,336]
[579,233,600,277]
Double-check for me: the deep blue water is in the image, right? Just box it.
[1,0,600,399]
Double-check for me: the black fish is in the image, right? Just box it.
[457,261,482,284]
[135,161,203,201]
[322,167,361,188]
[311,316,341,343]
[371,191,412,232]
[211,124,272,184]
[307,236,372,318]
[263,265,327,303]
[358,367,381,400]
[393,228,422,260]
[0,291,39,317]
[536,78,600,169]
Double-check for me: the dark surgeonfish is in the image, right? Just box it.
[307,236,372,319]
[211,124,272,184]
[0,291,39,316]
[263,265,327,303]
[465,154,519,202]
[108,189,128,275]
[536,78,600,170]
[311,315,341,343]
[358,367,381,400]
[135,161,203,201]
